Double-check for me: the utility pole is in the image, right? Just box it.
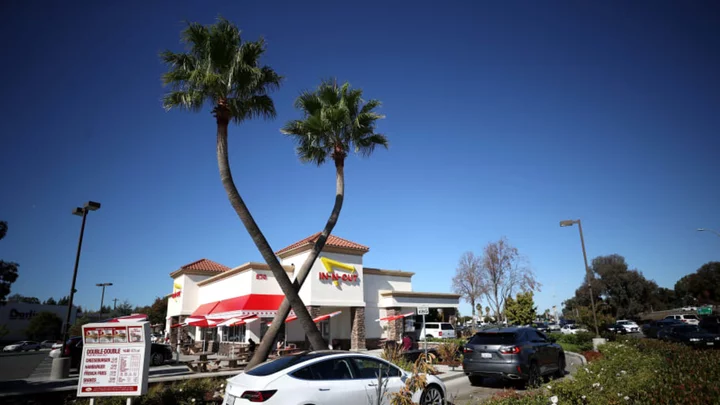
[112,298,119,310]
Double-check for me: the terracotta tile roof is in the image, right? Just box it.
[275,233,370,256]
[178,258,230,273]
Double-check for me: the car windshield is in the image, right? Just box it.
[246,353,331,376]
[469,332,516,345]
[684,315,699,320]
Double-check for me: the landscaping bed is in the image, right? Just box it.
[482,338,720,405]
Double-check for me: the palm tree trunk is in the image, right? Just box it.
[246,158,345,369]
[215,119,327,351]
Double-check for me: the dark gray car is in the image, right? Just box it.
[462,327,565,387]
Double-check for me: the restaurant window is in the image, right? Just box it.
[224,325,246,342]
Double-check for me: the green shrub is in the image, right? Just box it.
[483,338,720,405]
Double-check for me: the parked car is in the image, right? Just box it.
[642,319,684,338]
[40,340,59,349]
[547,323,561,332]
[664,314,700,325]
[3,341,41,352]
[659,325,720,348]
[699,316,720,334]
[415,322,456,339]
[225,351,447,405]
[560,324,587,335]
[616,320,640,333]
[606,324,628,335]
[681,306,698,311]
[462,327,565,388]
[58,336,173,368]
[531,322,549,333]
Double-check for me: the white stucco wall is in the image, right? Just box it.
[363,274,412,306]
[379,295,460,309]
[197,271,253,305]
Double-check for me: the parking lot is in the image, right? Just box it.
[0,350,49,381]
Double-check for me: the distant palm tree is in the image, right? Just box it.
[160,18,326,350]
[247,80,388,368]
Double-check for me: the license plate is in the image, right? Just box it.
[707,342,714,346]
[481,353,492,358]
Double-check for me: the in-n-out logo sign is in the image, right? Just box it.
[318,257,358,286]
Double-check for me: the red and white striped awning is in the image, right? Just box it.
[105,314,148,323]
[376,312,415,322]
[186,317,225,328]
[266,310,342,326]
[217,315,258,327]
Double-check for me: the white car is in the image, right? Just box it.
[415,322,456,339]
[560,324,588,335]
[3,341,41,352]
[547,323,561,331]
[616,320,640,333]
[224,351,446,405]
[681,306,698,311]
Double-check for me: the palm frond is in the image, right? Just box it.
[282,80,387,165]
[160,18,281,123]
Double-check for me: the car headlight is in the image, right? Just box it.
[690,338,701,342]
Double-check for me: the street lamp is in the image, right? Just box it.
[52,201,101,380]
[560,219,600,337]
[697,228,720,238]
[96,283,113,318]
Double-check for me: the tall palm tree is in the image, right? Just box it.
[246,80,388,368]
[160,18,327,350]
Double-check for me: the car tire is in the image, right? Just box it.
[420,384,444,405]
[526,362,541,388]
[151,352,164,366]
[554,355,566,378]
[468,375,483,386]
[426,335,433,339]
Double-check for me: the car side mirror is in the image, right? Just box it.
[400,374,408,383]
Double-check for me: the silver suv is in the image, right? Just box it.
[462,327,565,387]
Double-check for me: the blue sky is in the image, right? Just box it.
[1,1,718,317]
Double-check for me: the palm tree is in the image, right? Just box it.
[246,80,388,368]
[160,18,327,350]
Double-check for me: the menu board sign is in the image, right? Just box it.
[77,322,150,397]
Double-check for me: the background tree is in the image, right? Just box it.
[505,291,537,326]
[43,297,57,305]
[57,296,70,306]
[115,300,133,316]
[69,316,91,337]
[480,237,539,320]
[452,252,486,317]
[674,262,720,305]
[485,306,491,318]
[247,80,387,369]
[161,18,327,352]
[134,297,169,326]
[26,312,63,340]
[7,294,40,304]
[0,221,19,305]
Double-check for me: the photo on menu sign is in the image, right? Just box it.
[128,326,143,343]
[85,328,98,343]
[113,327,128,343]
[98,328,113,343]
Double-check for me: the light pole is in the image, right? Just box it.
[96,283,113,318]
[697,228,720,238]
[560,219,600,337]
[52,201,101,380]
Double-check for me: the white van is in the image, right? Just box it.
[664,314,700,325]
[415,322,456,339]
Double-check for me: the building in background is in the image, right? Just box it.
[165,234,460,350]
[0,302,78,342]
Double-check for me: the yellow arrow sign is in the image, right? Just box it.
[320,257,357,286]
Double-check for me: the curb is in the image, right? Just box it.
[565,351,587,366]
[437,371,466,383]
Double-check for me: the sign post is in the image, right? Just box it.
[77,321,150,403]
[417,305,429,356]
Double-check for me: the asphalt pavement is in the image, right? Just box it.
[444,352,584,404]
[0,350,49,381]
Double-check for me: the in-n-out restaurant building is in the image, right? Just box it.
[165,234,460,350]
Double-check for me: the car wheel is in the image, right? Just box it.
[426,335,433,339]
[554,355,566,378]
[468,375,483,386]
[151,352,164,366]
[420,384,444,405]
[526,362,541,388]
